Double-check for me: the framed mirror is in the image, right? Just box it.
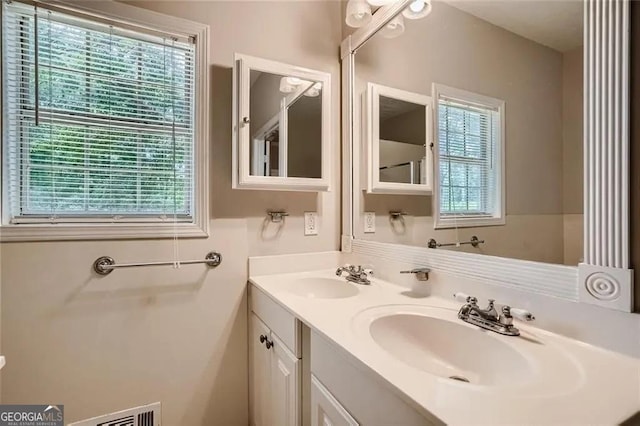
[341,0,633,311]
[233,54,331,191]
[364,83,433,195]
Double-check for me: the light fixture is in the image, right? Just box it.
[366,0,395,6]
[402,0,432,20]
[346,0,372,28]
[303,82,322,97]
[279,76,304,94]
[380,14,405,39]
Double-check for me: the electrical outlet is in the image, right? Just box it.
[304,212,318,236]
[364,212,376,233]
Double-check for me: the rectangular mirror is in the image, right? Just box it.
[233,54,331,191]
[351,0,584,266]
[365,83,433,195]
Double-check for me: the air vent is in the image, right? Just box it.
[68,402,160,426]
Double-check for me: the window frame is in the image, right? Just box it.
[432,83,505,229]
[0,0,210,241]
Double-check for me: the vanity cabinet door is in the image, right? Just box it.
[250,312,301,426]
[250,313,273,426]
[311,375,359,426]
[270,334,301,426]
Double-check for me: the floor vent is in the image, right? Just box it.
[68,402,161,426]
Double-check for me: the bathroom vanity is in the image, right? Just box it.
[247,259,640,426]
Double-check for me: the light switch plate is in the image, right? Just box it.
[364,212,375,233]
[304,212,318,236]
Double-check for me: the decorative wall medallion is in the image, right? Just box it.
[579,264,633,312]
[585,272,620,301]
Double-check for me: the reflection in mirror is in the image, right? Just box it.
[366,83,432,195]
[379,97,425,184]
[249,70,322,178]
[353,0,583,266]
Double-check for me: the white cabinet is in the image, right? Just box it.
[250,312,301,426]
[311,375,358,426]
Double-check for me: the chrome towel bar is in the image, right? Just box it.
[93,251,222,276]
[428,236,484,249]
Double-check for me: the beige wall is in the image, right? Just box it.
[287,96,322,178]
[250,72,282,137]
[0,1,342,424]
[354,2,584,265]
[380,107,426,146]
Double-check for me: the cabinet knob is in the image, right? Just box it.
[242,116,250,124]
[259,334,267,344]
[265,340,273,349]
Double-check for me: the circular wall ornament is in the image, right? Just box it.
[585,272,620,301]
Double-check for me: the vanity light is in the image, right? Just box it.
[303,82,323,97]
[346,0,372,28]
[380,14,405,39]
[402,0,432,20]
[279,76,303,94]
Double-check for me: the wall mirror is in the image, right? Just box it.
[233,54,331,191]
[342,0,633,311]
[365,83,433,195]
[351,0,584,266]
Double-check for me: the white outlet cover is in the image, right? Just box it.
[304,212,318,236]
[364,212,375,233]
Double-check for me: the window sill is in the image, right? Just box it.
[0,222,208,242]
[434,216,505,229]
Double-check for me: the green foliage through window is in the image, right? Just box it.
[3,3,195,219]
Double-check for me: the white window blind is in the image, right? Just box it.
[437,96,499,217]
[2,1,195,223]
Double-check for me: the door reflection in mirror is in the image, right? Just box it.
[378,96,426,184]
[249,69,322,178]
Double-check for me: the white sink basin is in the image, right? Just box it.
[370,313,535,386]
[281,277,359,299]
[353,305,583,393]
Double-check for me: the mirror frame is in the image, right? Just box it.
[364,83,433,195]
[340,0,634,312]
[232,54,332,191]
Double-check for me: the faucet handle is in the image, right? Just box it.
[509,308,535,321]
[453,292,475,303]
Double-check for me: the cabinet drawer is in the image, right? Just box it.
[311,331,438,425]
[250,284,301,357]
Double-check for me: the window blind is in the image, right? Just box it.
[438,96,499,217]
[3,1,195,223]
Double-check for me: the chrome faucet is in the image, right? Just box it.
[454,293,535,336]
[336,264,372,285]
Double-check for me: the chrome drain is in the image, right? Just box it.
[449,375,470,383]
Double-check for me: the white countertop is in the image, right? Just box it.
[250,269,640,425]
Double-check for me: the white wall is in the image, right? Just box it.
[0,1,342,424]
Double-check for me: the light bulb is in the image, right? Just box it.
[346,0,372,28]
[303,82,322,97]
[380,14,405,39]
[286,77,303,86]
[402,0,432,20]
[279,77,296,94]
[366,0,395,6]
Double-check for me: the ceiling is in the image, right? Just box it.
[380,96,423,121]
[444,0,584,52]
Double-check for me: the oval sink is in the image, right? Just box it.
[281,277,359,299]
[369,313,536,386]
[352,305,585,394]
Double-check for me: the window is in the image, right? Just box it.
[433,84,504,228]
[1,1,209,240]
